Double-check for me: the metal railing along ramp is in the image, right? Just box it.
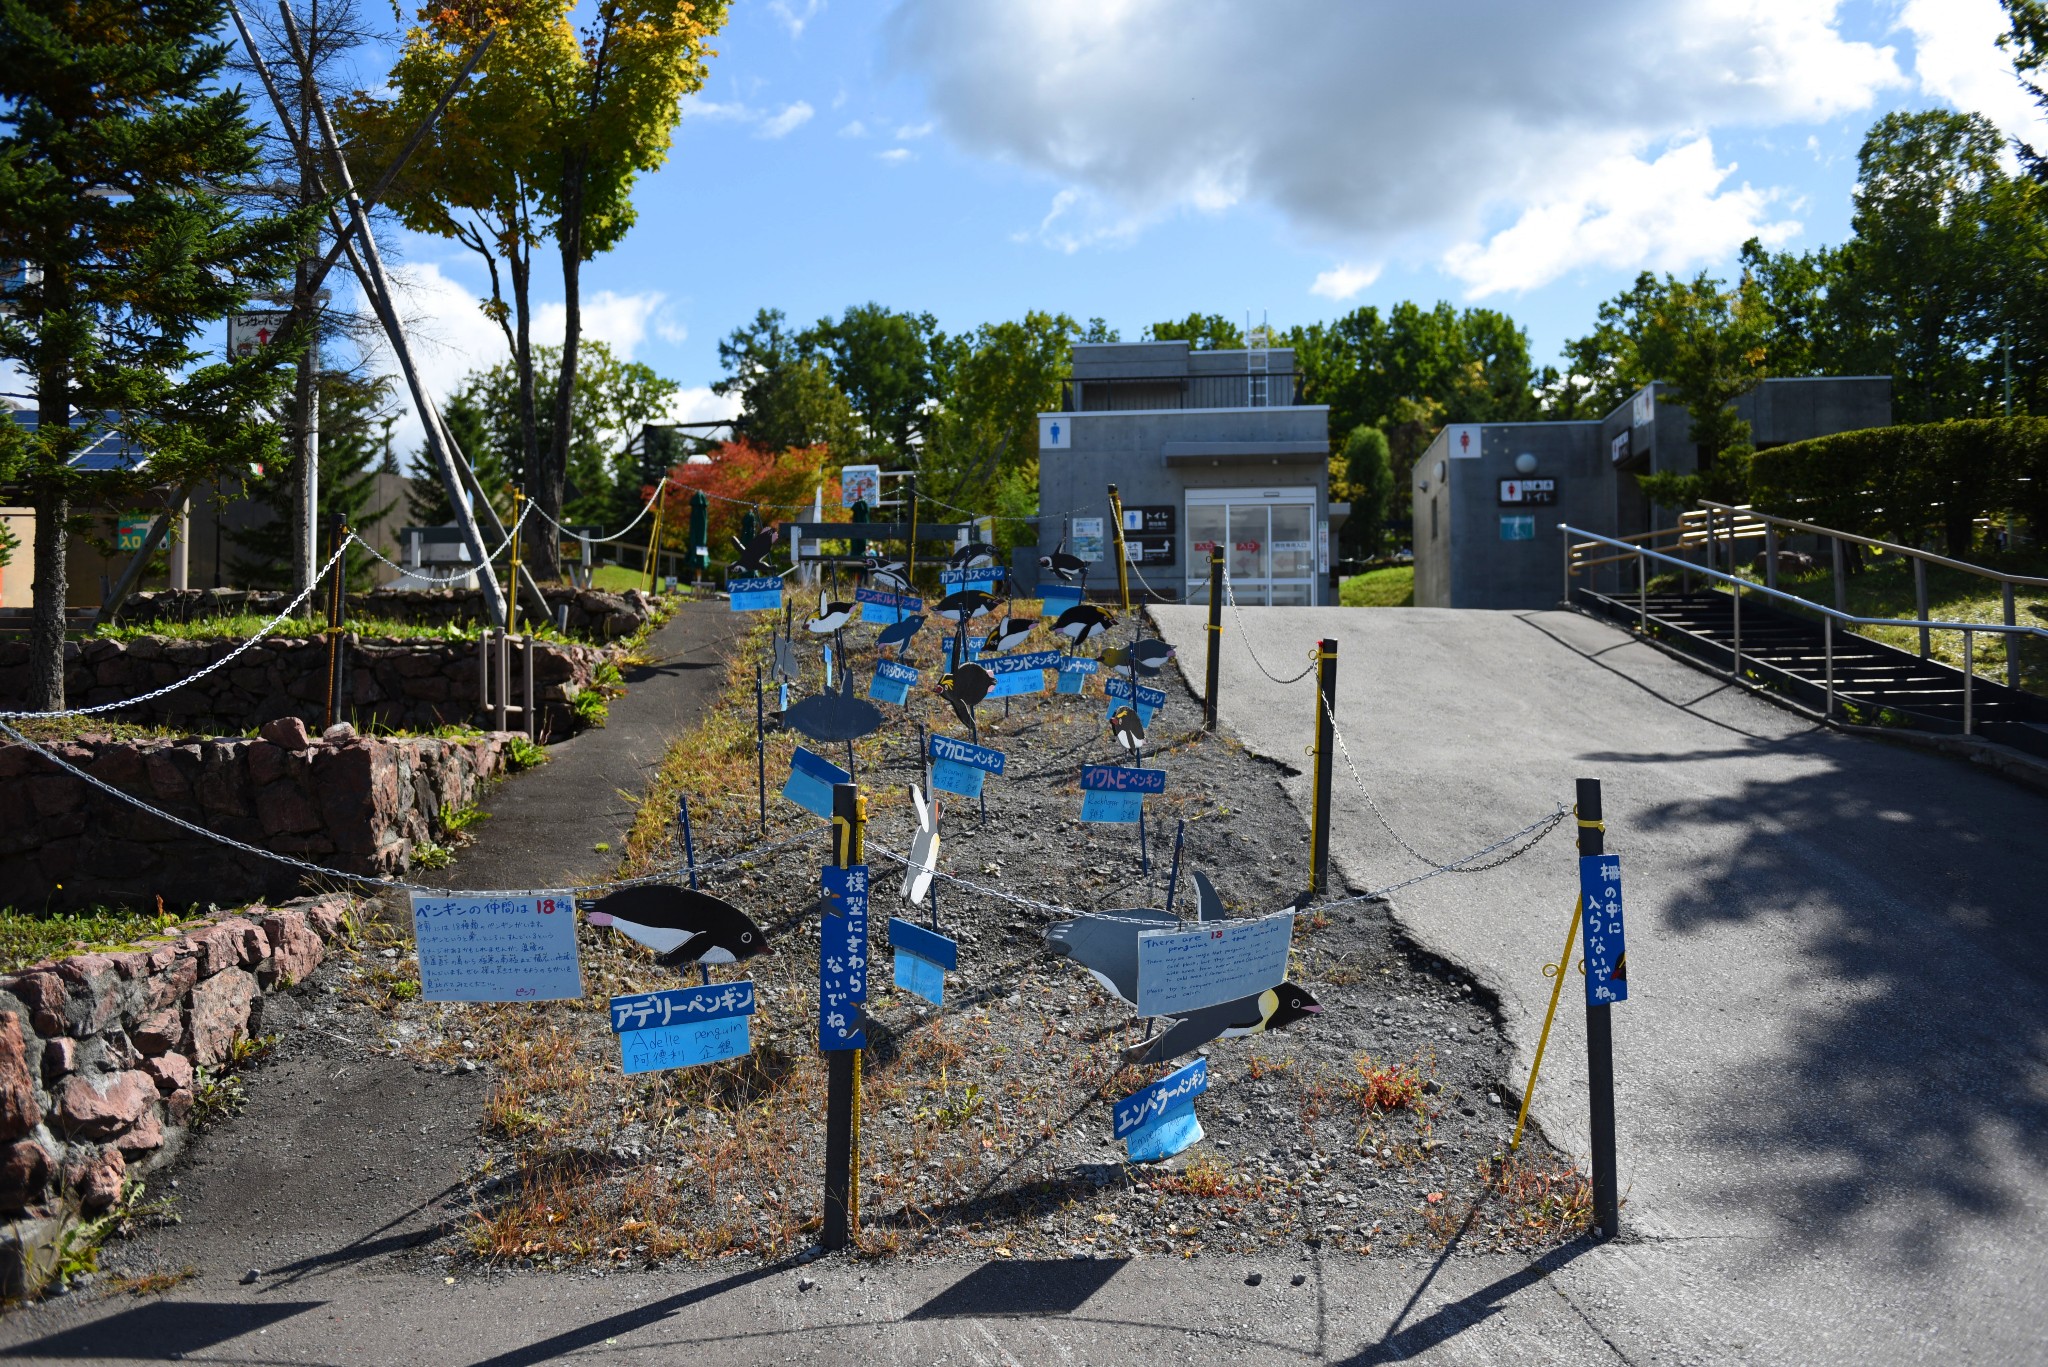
[1561,510,2048,759]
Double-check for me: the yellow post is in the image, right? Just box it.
[508,485,522,637]
[1510,894,1584,1151]
[1107,484,1131,615]
[644,478,665,595]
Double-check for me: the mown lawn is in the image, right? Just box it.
[1340,565,1415,607]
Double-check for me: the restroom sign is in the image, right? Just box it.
[1499,479,1556,506]
[1039,416,1071,450]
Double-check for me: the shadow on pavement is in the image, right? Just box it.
[1336,1236,1601,1365]
[1,1300,324,1360]
[905,1257,1127,1318]
[463,1263,784,1367]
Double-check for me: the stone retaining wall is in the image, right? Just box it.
[0,723,510,911]
[119,585,657,640]
[0,634,607,738]
[0,893,355,1295]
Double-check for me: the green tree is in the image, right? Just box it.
[407,388,510,528]
[1336,425,1392,561]
[923,311,1078,549]
[2002,0,2047,176]
[1630,271,1770,510]
[1289,302,1541,443]
[714,308,858,453]
[804,303,943,466]
[0,0,311,709]
[1144,312,1244,350]
[231,372,399,590]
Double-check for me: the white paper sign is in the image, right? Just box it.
[411,891,584,1002]
[1136,912,1294,1017]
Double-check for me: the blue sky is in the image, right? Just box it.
[349,1,2047,442]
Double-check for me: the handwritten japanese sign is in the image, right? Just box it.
[411,892,583,1003]
[728,576,783,612]
[1079,763,1165,823]
[783,747,850,817]
[888,917,957,1007]
[869,658,919,706]
[928,734,1006,800]
[608,981,757,1075]
[1136,911,1294,1017]
[1056,654,1098,695]
[818,864,870,1050]
[1579,854,1628,1005]
[1112,1057,1207,1163]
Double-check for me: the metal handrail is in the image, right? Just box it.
[1697,500,2048,589]
[1562,523,2048,736]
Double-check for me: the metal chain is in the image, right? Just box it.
[1220,569,1317,684]
[868,840,1092,920]
[351,499,535,586]
[1323,803,1572,908]
[527,483,662,546]
[0,537,355,720]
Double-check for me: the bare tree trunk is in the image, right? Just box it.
[512,243,542,566]
[28,490,69,713]
[539,165,585,584]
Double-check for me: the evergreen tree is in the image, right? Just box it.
[405,387,509,528]
[230,373,397,590]
[0,0,312,708]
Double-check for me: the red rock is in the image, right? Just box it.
[63,1146,124,1213]
[112,1107,162,1154]
[187,969,258,1066]
[302,898,350,939]
[6,971,69,1037]
[0,1014,37,1142]
[56,1069,157,1140]
[131,1007,181,1057]
[213,918,270,969]
[143,1052,192,1095]
[260,911,326,985]
[256,781,324,836]
[0,1139,51,1213]
[182,922,244,979]
[42,1037,76,1082]
[104,951,151,982]
[164,1088,193,1125]
[260,715,311,750]
[135,954,198,1018]
[52,955,121,1034]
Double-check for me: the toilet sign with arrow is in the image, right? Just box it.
[228,311,290,358]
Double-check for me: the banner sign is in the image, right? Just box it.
[1136,912,1294,1017]
[869,658,919,706]
[888,917,958,1007]
[609,981,756,1074]
[928,734,1005,799]
[728,576,783,612]
[855,587,921,625]
[818,865,870,1050]
[1112,1057,1208,1163]
[1079,764,1165,823]
[1579,854,1628,1005]
[1056,654,1098,695]
[412,892,583,1003]
[841,464,881,508]
[782,746,850,817]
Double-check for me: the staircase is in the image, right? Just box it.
[1574,584,2048,760]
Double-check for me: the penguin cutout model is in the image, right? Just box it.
[1052,603,1116,649]
[934,588,998,624]
[1042,907,1179,1006]
[772,635,801,684]
[939,661,994,736]
[808,596,856,634]
[1038,539,1086,584]
[1110,705,1146,755]
[1190,870,1231,923]
[781,667,883,743]
[1125,639,1177,677]
[585,885,773,968]
[950,541,998,569]
[988,617,1037,654]
[863,556,909,591]
[1120,983,1323,1066]
[730,525,780,578]
[900,785,942,906]
[876,614,925,652]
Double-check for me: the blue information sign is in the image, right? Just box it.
[869,658,919,706]
[1105,677,1167,726]
[985,650,1061,699]
[940,565,1004,592]
[1579,854,1628,1005]
[782,747,850,817]
[855,587,922,625]
[1056,655,1098,695]
[1079,763,1165,823]
[887,917,958,1007]
[1112,1057,1208,1163]
[928,734,1006,800]
[728,576,783,612]
[818,865,870,1050]
[1038,582,1084,613]
[608,981,758,1075]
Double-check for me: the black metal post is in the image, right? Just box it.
[754,664,767,832]
[1579,776,1620,1239]
[1165,818,1186,918]
[821,780,865,1252]
[679,796,697,890]
[1204,547,1224,731]
[1309,637,1337,894]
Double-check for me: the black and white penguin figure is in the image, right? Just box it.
[876,614,925,652]
[1121,983,1322,1065]
[1110,705,1146,755]
[730,525,780,578]
[938,661,994,736]
[988,617,1037,654]
[934,588,998,624]
[585,885,773,968]
[1052,603,1116,650]
[1038,539,1086,584]
[950,541,999,569]
[808,596,856,634]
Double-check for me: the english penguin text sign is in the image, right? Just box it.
[412,892,583,1002]
[1136,911,1294,1018]
[609,980,756,1073]
[928,734,1006,800]
[818,865,870,1050]
[1113,1057,1208,1163]
[1579,854,1628,1005]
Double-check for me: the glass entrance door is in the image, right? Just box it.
[1185,487,1317,605]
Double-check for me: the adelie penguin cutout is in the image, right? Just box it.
[1053,603,1116,650]
[1039,540,1086,584]
[808,596,856,634]
[585,885,773,969]
[730,526,781,579]
[935,588,998,625]
[781,669,884,743]
[1121,983,1322,1066]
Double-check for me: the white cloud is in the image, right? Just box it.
[886,0,1905,287]
[758,101,815,139]
[877,147,913,164]
[681,98,754,123]
[662,386,741,428]
[1897,0,2048,153]
[894,120,935,140]
[770,0,824,39]
[838,119,868,137]
[1019,186,1142,253]
[1309,262,1382,301]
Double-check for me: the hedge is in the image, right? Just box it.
[1749,418,2048,556]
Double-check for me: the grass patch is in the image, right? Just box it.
[586,563,653,594]
[1340,566,1415,607]
[0,901,191,973]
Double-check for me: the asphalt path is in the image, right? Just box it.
[1149,603,2048,1366]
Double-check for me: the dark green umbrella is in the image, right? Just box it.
[689,490,710,582]
[850,498,869,561]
